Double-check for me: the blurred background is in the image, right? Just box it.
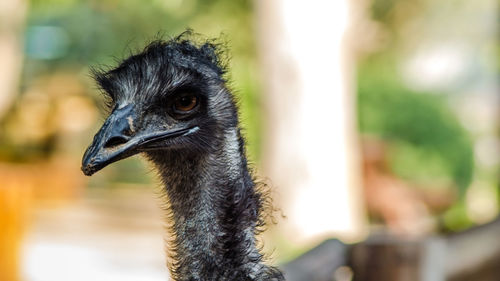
[0,0,498,280]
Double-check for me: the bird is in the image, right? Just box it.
[81,33,285,281]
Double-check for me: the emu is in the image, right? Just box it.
[81,35,285,281]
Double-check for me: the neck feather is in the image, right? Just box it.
[148,128,283,281]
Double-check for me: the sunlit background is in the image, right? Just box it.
[0,0,498,280]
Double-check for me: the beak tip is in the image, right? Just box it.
[81,154,99,176]
[81,164,96,176]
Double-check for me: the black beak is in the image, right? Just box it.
[81,104,197,176]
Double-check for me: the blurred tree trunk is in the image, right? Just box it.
[0,0,26,120]
[255,0,366,249]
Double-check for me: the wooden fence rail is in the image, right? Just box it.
[282,218,500,281]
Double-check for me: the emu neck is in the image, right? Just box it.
[149,129,277,280]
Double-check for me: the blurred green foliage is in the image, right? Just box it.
[356,0,489,231]
[357,56,475,230]
[358,58,474,193]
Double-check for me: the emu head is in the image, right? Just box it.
[82,39,236,176]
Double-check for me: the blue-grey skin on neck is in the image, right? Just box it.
[81,34,284,281]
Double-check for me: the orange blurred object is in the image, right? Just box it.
[361,138,456,236]
[0,171,31,281]
[0,159,86,280]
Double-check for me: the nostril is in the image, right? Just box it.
[104,136,129,148]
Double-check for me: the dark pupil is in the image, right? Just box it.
[179,96,193,107]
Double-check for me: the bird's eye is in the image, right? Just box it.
[174,95,198,112]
